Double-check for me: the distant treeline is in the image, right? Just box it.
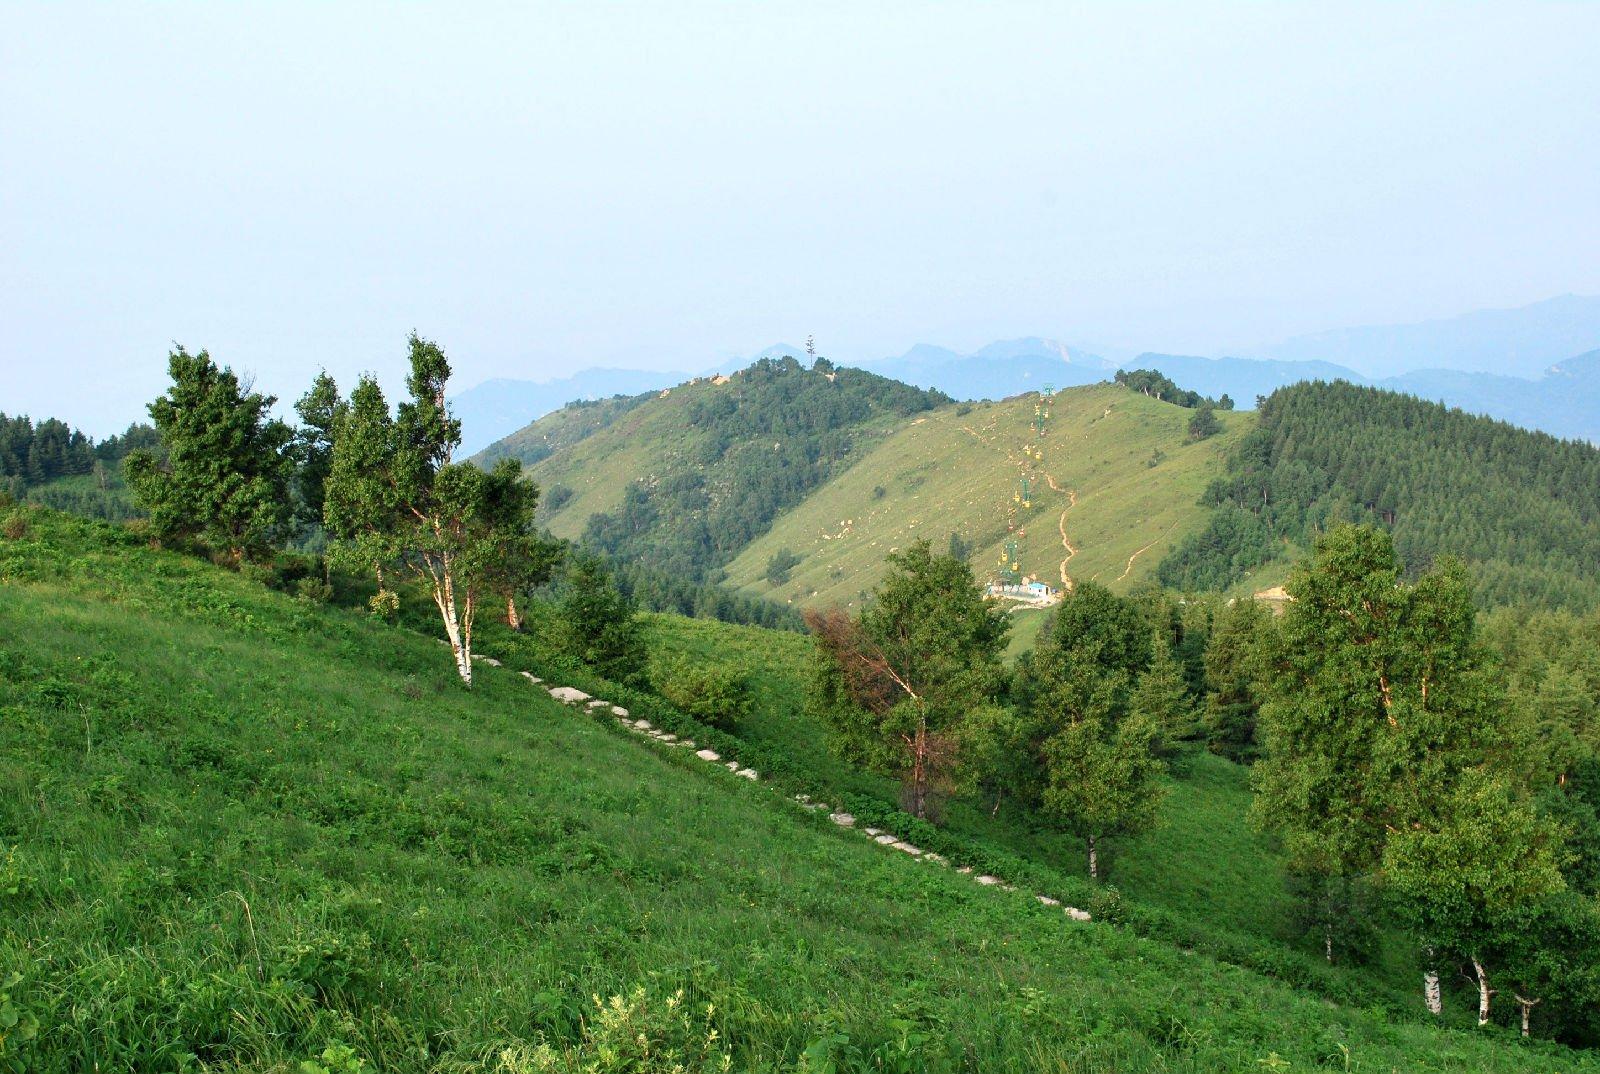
[1157,381,1600,609]
[1114,369,1234,411]
[1,413,157,520]
[0,414,155,491]
[614,561,804,631]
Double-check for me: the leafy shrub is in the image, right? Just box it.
[764,548,801,586]
[1,512,26,540]
[0,970,41,1064]
[543,484,574,512]
[1087,885,1127,924]
[1186,405,1221,442]
[295,576,334,603]
[368,589,400,620]
[299,1042,369,1074]
[657,664,754,731]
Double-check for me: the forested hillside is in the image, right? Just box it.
[0,413,157,521]
[1158,381,1600,609]
[10,338,1600,1066]
[496,356,948,579]
[474,389,655,469]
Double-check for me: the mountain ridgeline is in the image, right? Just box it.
[482,356,949,580]
[489,362,1600,618]
[1157,381,1600,609]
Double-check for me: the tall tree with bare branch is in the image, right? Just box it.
[807,540,1007,819]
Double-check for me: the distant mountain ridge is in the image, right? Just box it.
[865,337,1115,399]
[451,296,1600,452]
[1252,293,1600,379]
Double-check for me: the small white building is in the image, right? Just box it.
[985,577,1061,606]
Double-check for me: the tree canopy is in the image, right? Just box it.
[124,347,294,561]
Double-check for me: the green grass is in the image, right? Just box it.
[520,377,915,546]
[1,507,1592,1071]
[721,386,1249,635]
[640,612,1438,1019]
[641,613,1302,931]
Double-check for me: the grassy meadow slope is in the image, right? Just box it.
[474,390,654,476]
[2,508,1589,1071]
[641,614,1346,994]
[723,384,1250,613]
[516,366,935,554]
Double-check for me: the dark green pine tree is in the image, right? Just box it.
[557,554,648,686]
[125,347,294,562]
[1201,597,1272,762]
[292,370,345,529]
[1130,629,1198,756]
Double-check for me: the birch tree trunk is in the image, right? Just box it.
[429,553,473,685]
[1516,996,1539,1037]
[1087,834,1099,881]
[1423,946,1442,1016]
[1471,957,1494,1027]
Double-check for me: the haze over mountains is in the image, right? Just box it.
[452,295,1600,453]
[1252,293,1600,378]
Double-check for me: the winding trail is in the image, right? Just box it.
[1038,471,1078,593]
[964,415,1079,593]
[1114,521,1179,583]
[1056,488,1078,592]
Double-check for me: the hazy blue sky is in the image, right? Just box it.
[5,2,1599,434]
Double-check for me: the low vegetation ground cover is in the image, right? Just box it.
[3,508,1590,1071]
[639,611,1460,1018]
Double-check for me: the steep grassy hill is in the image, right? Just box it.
[2,507,1590,1071]
[722,384,1251,618]
[497,369,1251,649]
[483,358,947,579]
[638,613,1366,996]
[474,390,655,472]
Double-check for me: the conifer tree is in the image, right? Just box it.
[556,554,647,685]
[292,370,344,528]
[1130,629,1197,755]
[1201,597,1271,761]
[125,346,294,562]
